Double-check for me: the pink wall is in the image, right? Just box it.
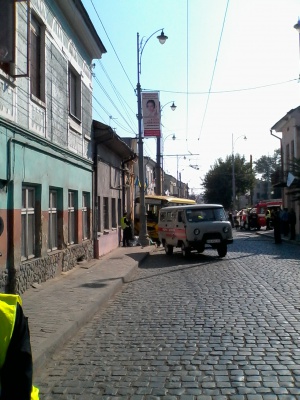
[96,230,119,258]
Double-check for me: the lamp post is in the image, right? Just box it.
[161,133,176,195]
[162,153,199,197]
[136,29,168,246]
[294,20,300,80]
[156,101,177,195]
[232,133,247,211]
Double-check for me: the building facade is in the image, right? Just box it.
[0,0,106,293]
[271,106,300,238]
[93,122,136,257]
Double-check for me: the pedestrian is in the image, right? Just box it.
[120,212,131,247]
[272,208,282,244]
[0,293,39,400]
[288,208,296,240]
[265,208,271,230]
[281,208,289,237]
[228,212,233,228]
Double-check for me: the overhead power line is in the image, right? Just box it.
[90,0,135,91]
[146,77,298,95]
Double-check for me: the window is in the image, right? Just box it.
[112,198,116,228]
[68,66,81,121]
[48,190,58,251]
[68,191,76,244]
[160,212,166,222]
[103,197,109,230]
[21,187,35,260]
[285,143,290,172]
[82,193,89,240]
[30,15,45,101]
[0,0,14,74]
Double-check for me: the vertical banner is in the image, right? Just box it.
[142,92,161,137]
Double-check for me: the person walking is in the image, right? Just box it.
[289,208,296,241]
[272,208,282,244]
[265,208,271,230]
[281,208,289,237]
[0,293,39,400]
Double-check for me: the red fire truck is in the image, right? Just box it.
[250,199,282,229]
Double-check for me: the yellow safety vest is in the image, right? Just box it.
[0,294,39,400]
[120,217,128,230]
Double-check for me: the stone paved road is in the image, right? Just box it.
[36,231,300,399]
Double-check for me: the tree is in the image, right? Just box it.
[253,149,281,198]
[202,154,254,209]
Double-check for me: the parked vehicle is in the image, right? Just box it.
[134,195,196,244]
[158,204,233,258]
[251,199,282,229]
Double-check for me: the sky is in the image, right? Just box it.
[81,0,300,194]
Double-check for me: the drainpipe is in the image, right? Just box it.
[121,153,137,213]
[93,149,99,258]
[270,129,284,206]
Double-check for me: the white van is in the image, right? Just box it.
[158,204,233,257]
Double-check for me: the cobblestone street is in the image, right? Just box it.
[36,231,300,399]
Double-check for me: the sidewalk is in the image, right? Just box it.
[256,228,300,245]
[22,245,154,374]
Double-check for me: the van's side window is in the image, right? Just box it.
[160,212,166,222]
[178,211,185,223]
[167,212,173,221]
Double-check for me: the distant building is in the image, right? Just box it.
[93,123,136,257]
[271,106,300,238]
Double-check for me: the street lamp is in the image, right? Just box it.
[156,101,177,195]
[161,133,176,194]
[136,29,168,246]
[232,133,247,211]
[294,20,300,79]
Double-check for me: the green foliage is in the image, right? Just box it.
[202,154,255,209]
[254,149,281,182]
[253,149,282,198]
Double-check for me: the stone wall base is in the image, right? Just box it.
[0,241,93,294]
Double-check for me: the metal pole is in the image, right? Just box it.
[232,133,236,211]
[156,136,161,195]
[137,32,149,246]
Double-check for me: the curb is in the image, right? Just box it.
[256,230,300,245]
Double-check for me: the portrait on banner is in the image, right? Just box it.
[141,92,161,137]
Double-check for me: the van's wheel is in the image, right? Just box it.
[165,244,173,255]
[181,243,191,257]
[217,243,227,257]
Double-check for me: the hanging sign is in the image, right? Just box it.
[141,92,161,137]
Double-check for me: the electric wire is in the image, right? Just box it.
[98,60,137,127]
[93,75,136,135]
[147,77,298,95]
[89,0,135,91]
